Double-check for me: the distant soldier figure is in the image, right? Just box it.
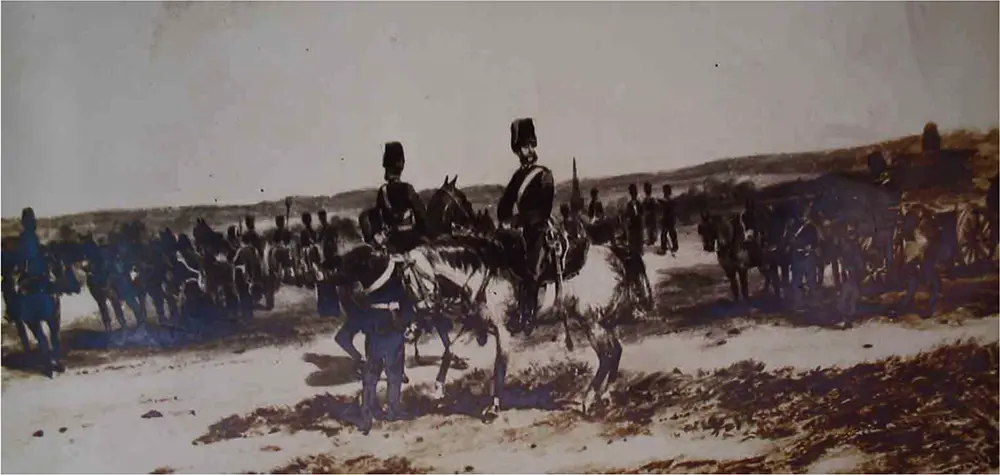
[642,182,659,245]
[313,210,341,317]
[624,184,644,256]
[788,201,821,306]
[559,203,585,242]
[299,212,317,248]
[225,225,240,251]
[271,215,293,246]
[496,118,555,335]
[317,209,330,235]
[659,184,679,254]
[588,188,605,222]
[922,121,941,153]
[241,215,264,255]
[374,142,429,255]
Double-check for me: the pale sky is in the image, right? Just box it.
[2,1,997,218]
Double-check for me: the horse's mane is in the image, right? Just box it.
[422,234,505,273]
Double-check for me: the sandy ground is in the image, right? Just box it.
[2,229,998,474]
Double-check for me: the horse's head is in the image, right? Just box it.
[427,175,476,235]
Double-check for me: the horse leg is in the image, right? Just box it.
[24,319,53,377]
[831,255,842,289]
[555,278,576,352]
[724,266,739,302]
[335,323,365,375]
[484,324,511,423]
[90,286,113,332]
[128,294,148,328]
[738,267,750,301]
[150,287,168,326]
[433,317,454,400]
[48,300,64,372]
[110,293,128,330]
[898,264,919,315]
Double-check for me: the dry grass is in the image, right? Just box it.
[596,340,999,473]
[195,337,998,474]
[269,454,432,474]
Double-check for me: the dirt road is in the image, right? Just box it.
[2,231,998,474]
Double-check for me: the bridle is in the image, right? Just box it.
[437,188,474,232]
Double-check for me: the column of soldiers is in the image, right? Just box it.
[583,181,679,257]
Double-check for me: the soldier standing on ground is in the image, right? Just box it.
[588,188,604,222]
[642,182,659,245]
[660,184,679,255]
[624,184,644,256]
[241,215,264,256]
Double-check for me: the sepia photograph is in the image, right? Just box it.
[2,1,998,473]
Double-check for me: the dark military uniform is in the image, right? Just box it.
[241,216,264,255]
[335,246,414,433]
[358,275,414,431]
[624,185,644,256]
[18,213,50,295]
[299,213,317,248]
[223,225,237,253]
[642,183,659,245]
[588,189,605,221]
[789,210,820,304]
[270,217,293,246]
[660,185,679,253]
[497,118,555,334]
[375,142,429,255]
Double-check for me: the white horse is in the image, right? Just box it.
[395,235,645,420]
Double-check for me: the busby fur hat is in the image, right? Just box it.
[382,142,405,170]
[510,118,537,152]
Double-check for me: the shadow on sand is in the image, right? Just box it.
[195,359,592,445]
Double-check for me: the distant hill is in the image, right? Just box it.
[4,127,996,241]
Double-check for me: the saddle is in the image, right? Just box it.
[495,218,570,286]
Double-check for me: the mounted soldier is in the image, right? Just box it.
[496,117,556,335]
[15,207,65,375]
[371,141,437,315]
[373,141,430,254]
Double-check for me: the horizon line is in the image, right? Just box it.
[4,124,994,222]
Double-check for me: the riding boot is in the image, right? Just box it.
[386,383,411,421]
[385,336,411,421]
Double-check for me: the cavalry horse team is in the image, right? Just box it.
[3,119,998,433]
